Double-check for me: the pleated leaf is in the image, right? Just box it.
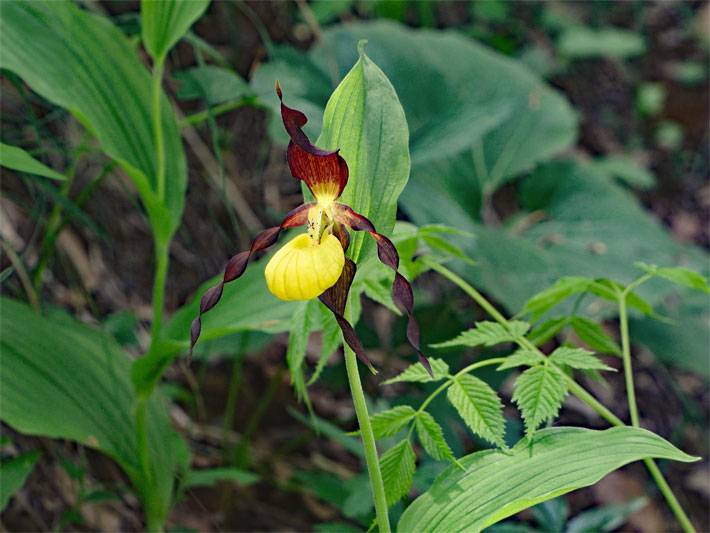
[550,346,613,371]
[0,298,179,523]
[370,406,417,439]
[398,426,699,533]
[447,374,506,448]
[434,321,530,349]
[0,0,186,243]
[513,364,568,436]
[382,358,449,385]
[416,411,456,463]
[379,439,416,507]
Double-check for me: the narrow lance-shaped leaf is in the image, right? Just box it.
[570,317,622,356]
[634,262,710,293]
[0,143,66,181]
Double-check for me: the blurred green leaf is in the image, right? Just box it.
[571,317,622,356]
[141,0,210,62]
[592,155,656,190]
[527,317,567,346]
[636,83,666,117]
[0,0,187,243]
[558,27,646,59]
[0,451,40,511]
[0,298,179,523]
[174,65,253,105]
[0,143,66,181]
[398,427,698,532]
[184,467,259,488]
[635,262,709,293]
[566,497,648,532]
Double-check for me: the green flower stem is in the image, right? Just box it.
[135,398,162,531]
[149,241,169,347]
[343,305,390,533]
[152,57,166,202]
[429,261,696,532]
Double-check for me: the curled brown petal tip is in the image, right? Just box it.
[188,203,314,363]
[332,204,434,378]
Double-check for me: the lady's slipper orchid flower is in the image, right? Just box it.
[189,82,432,376]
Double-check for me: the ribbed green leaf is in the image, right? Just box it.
[416,411,455,463]
[550,346,613,371]
[571,317,622,356]
[447,374,506,448]
[527,317,567,346]
[497,349,545,371]
[523,277,591,319]
[0,451,40,511]
[434,321,530,349]
[0,298,179,523]
[317,42,410,262]
[398,426,698,533]
[512,365,568,436]
[141,0,210,62]
[382,358,449,385]
[0,0,186,243]
[635,262,709,293]
[370,406,417,439]
[379,439,416,507]
[0,143,66,181]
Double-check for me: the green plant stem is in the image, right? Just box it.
[149,241,169,348]
[135,398,162,531]
[618,295,640,427]
[152,57,166,201]
[430,261,696,531]
[178,98,264,129]
[343,306,390,532]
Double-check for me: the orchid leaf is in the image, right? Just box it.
[0,0,186,244]
[513,364,568,437]
[370,406,417,439]
[0,298,179,523]
[382,358,450,385]
[398,427,699,533]
[434,321,530,349]
[0,143,66,181]
[447,374,507,449]
[1,451,40,511]
[317,42,410,263]
[380,439,416,507]
[141,0,210,63]
[570,317,622,356]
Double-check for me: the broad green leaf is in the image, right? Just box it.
[0,0,186,243]
[571,317,622,356]
[497,349,545,371]
[0,143,66,181]
[0,298,179,523]
[141,0,210,62]
[379,439,416,507]
[635,262,710,293]
[416,411,456,463]
[0,451,40,511]
[566,497,648,532]
[512,365,567,436]
[550,347,613,371]
[382,358,449,385]
[523,277,591,319]
[184,467,259,488]
[447,374,507,448]
[558,27,646,59]
[174,65,253,105]
[434,321,530,349]
[316,42,410,262]
[370,406,417,439]
[527,317,567,346]
[593,155,656,190]
[400,427,697,533]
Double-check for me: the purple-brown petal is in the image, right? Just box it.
[277,83,348,202]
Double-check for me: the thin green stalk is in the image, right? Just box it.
[618,295,640,427]
[149,242,169,348]
[431,261,696,532]
[178,98,264,129]
[343,306,390,532]
[152,57,166,201]
[135,398,162,531]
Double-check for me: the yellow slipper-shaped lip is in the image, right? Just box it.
[265,233,344,301]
